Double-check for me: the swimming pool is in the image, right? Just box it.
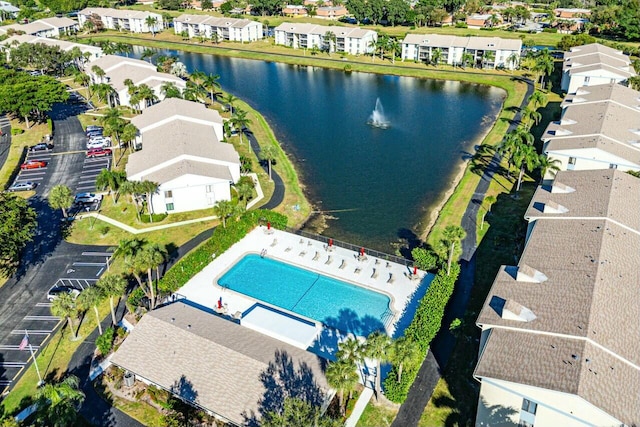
[218,254,392,335]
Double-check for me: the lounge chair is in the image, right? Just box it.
[387,273,395,284]
[354,267,361,274]
[270,238,278,247]
[339,260,347,270]
[325,256,333,265]
[307,240,312,246]
[299,251,307,257]
[285,246,292,252]
[371,269,379,279]
[375,259,380,265]
[312,251,320,261]
[299,238,304,244]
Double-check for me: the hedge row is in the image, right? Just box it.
[384,262,461,403]
[158,209,288,294]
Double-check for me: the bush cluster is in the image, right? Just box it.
[384,262,460,403]
[96,327,115,355]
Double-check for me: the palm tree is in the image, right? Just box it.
[90,65,105,83]
[161,81,182,99]
[145,16,159,36]
[183,80,207,102]
[120,122,139,154]
[48,185,74,218]
[141,48,156,63]
[73,72,90,97]
[431,48,442,67]
[235,181,254,208]
[326,360,358,416]
[482,50,496,69]
[222,93,238,114]
[388,337,421,383]
[480,194,497,230]
[537,155,561,180]
[363,331,391,401]
[506,52,519,72]
[120,181,143,221]
[51,293,81,340]
[97,274,127,325]
[367,39,377,62]
[259,145,277,180]
[460,51,474,69]
[442,225,466,276]
[91,83,117,107]
[96,169,127,204]
[533,49,554,89]
[388,38,399,64]
[231,109,251,144]
[139,181,159,221]
[140,243,167,309]
[201,73,221,102]
[513,143,539,192]
[34,375,85,427]
[530,90,547,109]
[78,286,104,335]
[213,200,235,228]
[135,84,158,110]
[521,107,542,130]
[323,31,336,56]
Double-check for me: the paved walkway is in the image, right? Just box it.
[245,128,285,210]
[344,387,374,427]
[390,78,535,427]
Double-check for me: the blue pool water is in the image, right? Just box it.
[218,254,392,335]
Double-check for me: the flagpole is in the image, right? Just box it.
[25,330,43,386]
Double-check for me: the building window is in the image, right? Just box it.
[166,203,174,211]
[609,163,618,169]
[584,76,590,83]
[518,398,537,427]
[206,185,214,193]
[568,157,576,165]
[521,399,537,415]
[164,190,173,198]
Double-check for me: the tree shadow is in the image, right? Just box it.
[242,350,327,427]
[169,374,199,403]
[396,228,421,259]
[472,396,518,427]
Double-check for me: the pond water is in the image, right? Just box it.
[127,47,505,251]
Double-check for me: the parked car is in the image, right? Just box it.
[87,137,111,149]
[20,160,47,169]
[7,181,37,192]
[75,192,103,205]
[86,148,112,158]
[86,125,103,132]
[86,129,103,137]
[29,143,54,152]
[47,286,80,301]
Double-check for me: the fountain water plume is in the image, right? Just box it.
[367,98,390,129]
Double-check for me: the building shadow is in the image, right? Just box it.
[242,350,326,427]
[472,397,518,427]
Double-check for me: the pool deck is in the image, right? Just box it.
[176,227,430,351]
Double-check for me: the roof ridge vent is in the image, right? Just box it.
[501,299,537,322]
[516,264,548,283]
[550,181,576,194]
[543,200,569,214]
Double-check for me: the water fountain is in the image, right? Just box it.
[367,98,390,129]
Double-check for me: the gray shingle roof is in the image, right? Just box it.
[126,120,239,179]
[563,83,640,108]
[130,98,223,132]
[79,7,160,20]
[524,169,640,230]
[544,135,640,166]
[401,33,521,51]
[140,159,233,184]
[564,43,626,60]
[274,23,375,39]
[474,329,639,426]
[104,63,183,91]
[110,302,330,426]
[88,54,155,73]
[174,14,260,29]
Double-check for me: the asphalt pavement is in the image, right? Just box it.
[0,115,11,174]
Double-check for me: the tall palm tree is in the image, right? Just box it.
[145,16,159,36]
[326,360,358,416]
[506,52,519,72]
[513,143,539,192]
[442,225,466,276]
[161,81,182,99]
[480,194,496,230]
[140,243,167,309]
[96,169,127,204]
[51,293,81,340]
[363,331,391,401]
[120,122,139,154]
[537,155,561,180]
[90,65,105,82]
[120,181,143,221]
[141,48,156,63]
[91,83,116,107]
[139,181,159,221]
[482,50,496,69]
[521,107,542,130]
[213,200,235,228]
[222,93,238,114]
[235,181,254,208]
[323,31,336,56]
[533,49,554,89]
[460,51,474,69]
[431,48,442,67]
[200,73,221,102]
[231,109,251,144]
[388,337,421,383]
[367,39,377,62]
[259,145,277,180]
[78,286,104,335]
[73,72,90,97]
[183,80,207,102]
[530,90,547,109]
[34,375,85,427]
[97,274,127,325]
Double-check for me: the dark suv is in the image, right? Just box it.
[29,143,54,152]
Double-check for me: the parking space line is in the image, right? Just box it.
[0,345,41,350]
[0,380,12,386]
[77,186,96,191]
[78,180,98,185]
[23,315,59,321]
[10,330,52,335]
[35,302,52,307]
[0,362,25,368]
[16,177,43,181]
[82,252,114,256]
[18,171,47,175]
[72,262,105,267]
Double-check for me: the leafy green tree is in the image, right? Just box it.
[386,0,409,26]
[388,337,421,383]
[323,31,336,55]
[78,286,104,335]
[521,106,542,130]
[363,330,391,401]
[262,398,342,427]
[183,80,207,102]
[460,51,474,69]
[259,145,277,180]
[141,48,156,63]
[201,0,213,8]
[411,247,438,271]
[34,375,85,427]
[431,48,442,67]
[251,0,283,16]
[235,181,254,208]
[137,181,159,221]
[0,193,37,276]
[120,181,144,221]
[213,200,235,228]
[121,123,139,154]
[367,0,385,24]
[48,185,74,218]
[73,72,91,97]
[199,72,221,101]
[97,274,127,325]
[442,225,465,276]
[51,292,81,340]
[325,359,358,416]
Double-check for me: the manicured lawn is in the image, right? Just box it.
[356,400,398,427]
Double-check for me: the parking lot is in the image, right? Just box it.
[76,152,110,194]
[0,250,112,394]
[13,149,51,189]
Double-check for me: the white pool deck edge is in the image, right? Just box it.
[176,227,431,354]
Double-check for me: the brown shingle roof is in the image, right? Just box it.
[525,169,640,230]
[130,98,223,132]
[110,302,331,426]
[474,329,639,426]
[140,159,233,184]
[563,83,640,108]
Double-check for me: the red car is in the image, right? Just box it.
[20,160,47,170]
[87,148,112,158]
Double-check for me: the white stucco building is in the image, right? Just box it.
[0,1,19,22]
[78,8,163,33]
[0,17,78,37]
[401,34,522,69]
[87,55,185,110]
[173,15,262,42]
[127,98,240,214]
[474,169,640,427]
[560,43,635,94]
[542,83,640,174]
[274,23,377,55]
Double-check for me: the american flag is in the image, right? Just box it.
[18,334,28,351]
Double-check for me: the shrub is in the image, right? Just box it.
[11,128,24,135]
[99,225,109,236]
[140,213,168,223]
[411,247,438,271]
[156,209,287,295]
[455,22,468,28]
[343,64,352,73]
[126,287,146,313]
[542,27,557,33]
[96,327,115,355]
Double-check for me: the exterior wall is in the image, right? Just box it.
[400,41,520,69]
[151,174,232,214]
[175,21,262,42]
[476,378,623,427]
[562,70,628,94]
[80,11,162,33]
[544,146,640,175]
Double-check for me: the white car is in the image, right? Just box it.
[75,193,103,205]
[87,138,111,149]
